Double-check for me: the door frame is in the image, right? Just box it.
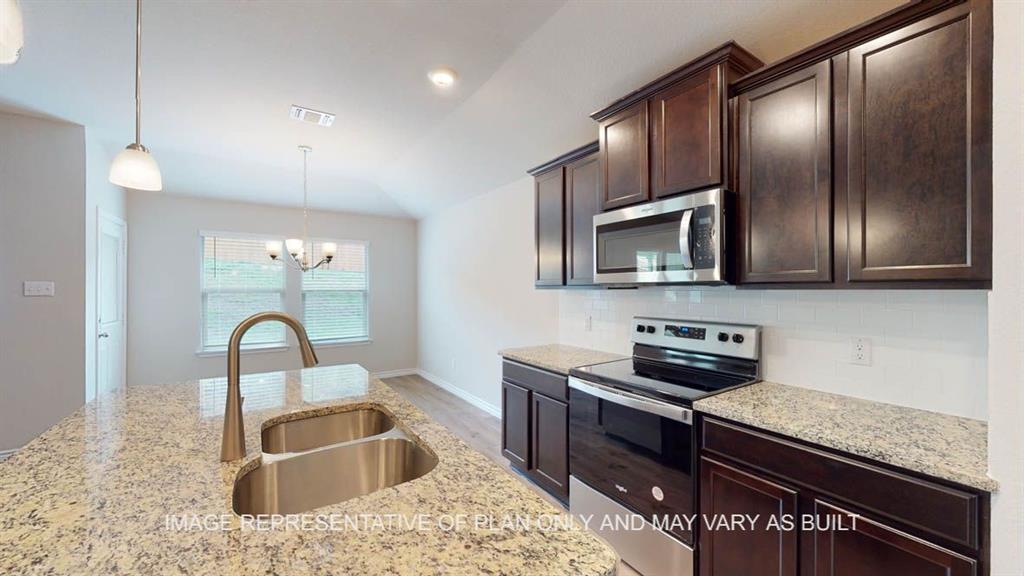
[95,208,128,400]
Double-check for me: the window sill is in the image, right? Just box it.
[311,338,372,349]
[196,344,290,358]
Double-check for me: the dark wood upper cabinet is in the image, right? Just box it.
[811,500,977,576]
[565,152,600,285]
[736,60,832,284]
[840,0,992,283]
[598,101,649,210]
[651,65,722,198]
[592,42,763,212]
[700,456,798,576]
[529,142,600,288]
[533,168,565,287]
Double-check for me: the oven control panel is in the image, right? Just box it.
[632,317,760,360]
[663,324,706,340]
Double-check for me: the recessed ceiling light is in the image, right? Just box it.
[428,67,457,88]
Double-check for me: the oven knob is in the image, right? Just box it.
[636,324,645,333]
[646,325,656,334]
[717,332,729,342]
[732,334,745,344]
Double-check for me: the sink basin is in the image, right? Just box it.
[233,437,438,515]
[261,408,395,454]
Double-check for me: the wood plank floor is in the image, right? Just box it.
[383,374,641,576]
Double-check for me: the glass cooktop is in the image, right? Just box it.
[569,357,756,406]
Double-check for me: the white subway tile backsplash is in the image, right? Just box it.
[559,287,987,420]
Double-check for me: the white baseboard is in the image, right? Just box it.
[415,369,502,418]
[0,448,18,462]
[371,368,419,379]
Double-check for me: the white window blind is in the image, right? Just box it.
[302,240,369,343]
[201,234,286,351]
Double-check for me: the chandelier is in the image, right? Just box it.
[265,145,335,272]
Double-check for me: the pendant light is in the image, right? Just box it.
[109,0,162,191]
[265,146,336,272]
[0,0,24,64]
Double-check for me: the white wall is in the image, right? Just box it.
[126,192,417,385]
[987,1,1024,572]
[0,112,87,451]
[560,288,987,420]
[84,134,127,402]
[417,176,559,412]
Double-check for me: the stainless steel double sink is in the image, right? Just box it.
[232,407,438,515]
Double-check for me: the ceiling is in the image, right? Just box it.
[1,0,903,218]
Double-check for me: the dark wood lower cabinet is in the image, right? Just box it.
[500,360,569,502]
[812,500,977,576]
[698,416,989,576]
[530,393,569,500]
[700,456,798,576]
[500,380,530,469]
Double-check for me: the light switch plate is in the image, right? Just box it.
[23,281,55,297]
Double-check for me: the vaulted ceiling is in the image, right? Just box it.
[1,0,902,218]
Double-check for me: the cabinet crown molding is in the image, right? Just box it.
[590,41,763,122]
[526,141,599,176]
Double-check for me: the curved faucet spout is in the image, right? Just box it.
[221,311,319,461]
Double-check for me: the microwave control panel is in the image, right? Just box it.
[692,204,717,270]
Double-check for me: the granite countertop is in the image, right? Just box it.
[499,344,625,375]
[694,381,997,492]
[0,365,617,575]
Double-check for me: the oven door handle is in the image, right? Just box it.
[569,377,693,424]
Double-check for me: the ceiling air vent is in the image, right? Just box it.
[289,105,335,127]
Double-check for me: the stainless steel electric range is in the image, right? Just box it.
[568,317,761,576]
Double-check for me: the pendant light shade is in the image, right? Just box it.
[110,0,162,191]
[109,143,162,191]
[0,0,24,64]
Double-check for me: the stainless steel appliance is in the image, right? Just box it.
[593,188,727,285]
[568,317,761,576]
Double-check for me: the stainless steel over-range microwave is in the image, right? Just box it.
[593,188,726,285]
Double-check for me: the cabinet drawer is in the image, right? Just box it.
[701,418,979,549]
[501,360,568,401]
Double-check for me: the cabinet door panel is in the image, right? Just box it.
[501,381,530,469]
[530,394,569,500]
[844,2,991,282]
[651,65,721,198]
[534,168,565,286]
[812,500,976,576]
[700,457,798,576]
[566,153,600,285]
[737,61,832,283]
[599,101,649,210]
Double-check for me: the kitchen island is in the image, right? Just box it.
[0,365,617,575]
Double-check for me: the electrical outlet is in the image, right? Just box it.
[850,337,872,365]
[584,315,593,332]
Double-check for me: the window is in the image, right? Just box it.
[200,234,286,351]
[302,240,369,343]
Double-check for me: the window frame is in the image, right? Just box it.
[196,230,289,355]
[300,237,372,346]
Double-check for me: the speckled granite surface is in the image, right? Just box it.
[0,364,617,575]
[499,344,624,375]
[694,381,997,492]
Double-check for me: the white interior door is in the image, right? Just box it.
[97,212,127,398]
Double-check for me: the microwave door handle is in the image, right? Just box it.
[679,209,694,270]
[569,377,693,424]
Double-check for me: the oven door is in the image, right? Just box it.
[568,376,695,545]
[593,189,724,284]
